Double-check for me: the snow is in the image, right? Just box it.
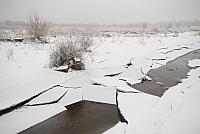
[152,65,200,134]
[0,31,200,133]
[188,59,200,67]
[106,60,200,134]
[0,104,65,134]
[91,77,140,92]
[83,84,116,104]
[155,60,200,134]
[103,122,127,134]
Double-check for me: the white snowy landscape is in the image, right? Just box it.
[1,0,200,133]
[0,29,200,134]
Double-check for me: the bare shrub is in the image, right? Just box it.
[75,36,93,52]
[49,36,93,71]
[6,49,14,60]
[0,31,9,41]
[27,13,49,42]
[138,34,146,45]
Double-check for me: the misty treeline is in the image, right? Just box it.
[1,14,200,43]
[1,19,200,36]
[1,19,200,28]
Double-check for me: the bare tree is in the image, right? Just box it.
[27,13,48,42]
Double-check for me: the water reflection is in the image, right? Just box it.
[19,100,119,134]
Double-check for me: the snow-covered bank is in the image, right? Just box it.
[104,60,200,134]
[142,59,200,134]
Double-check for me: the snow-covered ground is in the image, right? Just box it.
[0,31,200,133]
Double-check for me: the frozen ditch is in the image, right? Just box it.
[1,32,200,134]
[15,49,200,134]
[131,49,200,97]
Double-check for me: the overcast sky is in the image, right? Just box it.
[0,0,200,24]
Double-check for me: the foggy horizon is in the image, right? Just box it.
[0,0,200,24]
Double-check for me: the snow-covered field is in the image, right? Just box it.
[0,31,200,133]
